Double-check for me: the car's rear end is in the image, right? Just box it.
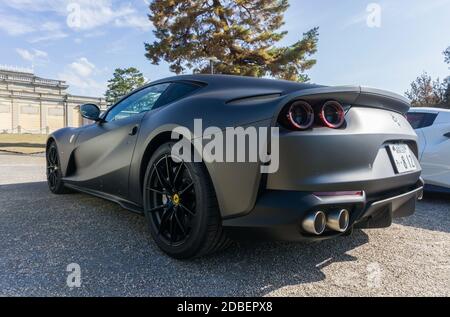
[223,86,423,241]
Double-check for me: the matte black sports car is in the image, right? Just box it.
[47,75,423,259]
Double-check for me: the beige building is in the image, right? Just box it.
[0,66,107,134]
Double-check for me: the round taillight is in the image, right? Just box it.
[320,101,345,128]
[286,101,314,130]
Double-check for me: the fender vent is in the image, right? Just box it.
[226,93,282,105]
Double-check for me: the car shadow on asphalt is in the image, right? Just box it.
[1,181,371,296]
[394,193,450,234]
[86,200,371,296]
[191,231,370,296]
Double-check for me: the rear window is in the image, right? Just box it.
[154,82,203,108]
[406,112,438,129]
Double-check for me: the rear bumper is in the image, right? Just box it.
[267,107,420,197]
[355,179,423,228]
[222,178,423,242]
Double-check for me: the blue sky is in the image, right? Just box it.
[0,0,449,98]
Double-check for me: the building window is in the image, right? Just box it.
[0,105,10,113]
[48,107,64,116]
[20,105,39,114]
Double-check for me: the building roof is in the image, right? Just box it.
[0,66,105,103]
[0,66,68,88]
[0,65,33,75]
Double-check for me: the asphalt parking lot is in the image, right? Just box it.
[0,152,449,297]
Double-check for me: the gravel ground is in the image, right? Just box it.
[0,153,449,297]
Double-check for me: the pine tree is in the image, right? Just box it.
[405,72,447,107]
[145,0,319,82]
[444,46,450,106]
[105,68,146,104]
[444,46,450,65]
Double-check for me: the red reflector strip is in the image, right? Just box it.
[313,191,363,197]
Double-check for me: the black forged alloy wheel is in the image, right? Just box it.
[147,154,196,245]
[46,142,67,194]
[143,143,231,259]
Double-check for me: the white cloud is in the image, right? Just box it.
[70,57,95,77]
[16,49,34,62]
[67,1,135,30]
[41,21,61,32]
[34,49,48,58]
[83,30,106,38]
[402,0,450,19]
[0,14,34,35]
[31,21,68,43]
[1,0,62,11]
[3,0,151,32]
[28,31,68,43]
[16,48,48,63]
[0,10,68,42]
[342,2,390,29]
[114,15,152,31]
[67,71,104,91]
[344,12,368,28]
[59,70,105,97]
[105,38,127,54]
[58,57,106,97]
[343,0,450,29]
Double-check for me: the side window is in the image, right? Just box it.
[406,112,438,130]
[154,82,203,108]
[105,83,170,122]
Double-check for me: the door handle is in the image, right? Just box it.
[129,126,139,136]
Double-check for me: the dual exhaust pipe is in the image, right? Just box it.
[302,209,350,235]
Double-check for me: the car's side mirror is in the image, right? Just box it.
[444,132,450,138]
[80,104,102,122]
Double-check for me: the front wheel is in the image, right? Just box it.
[143,143,231,259]
[46,141,68,194]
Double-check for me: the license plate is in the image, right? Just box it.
[387,144,418,174]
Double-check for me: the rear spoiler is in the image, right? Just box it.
[282,86,411,114]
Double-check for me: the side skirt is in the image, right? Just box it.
[64,183,144,215]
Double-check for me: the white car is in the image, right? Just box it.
[407,107,450,192]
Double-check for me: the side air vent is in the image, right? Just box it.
[227,93,282,105]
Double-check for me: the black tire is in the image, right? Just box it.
[46,141,68,194]
[143,142,231,259]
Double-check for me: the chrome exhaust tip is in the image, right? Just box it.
[302,211,327,235]
[327,209,350,233]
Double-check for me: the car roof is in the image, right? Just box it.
[108,74,323,108]
[150,74,323,91]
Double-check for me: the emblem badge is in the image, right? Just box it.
[391,114,401,127]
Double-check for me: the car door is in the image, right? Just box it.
[127,81,206,204]
[420,112,450,188]
[69,83,170,198]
